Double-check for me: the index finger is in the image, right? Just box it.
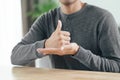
[61,31,70,36]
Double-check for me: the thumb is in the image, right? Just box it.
[55,20,62,32]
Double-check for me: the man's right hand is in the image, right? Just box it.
[45,20,71,49]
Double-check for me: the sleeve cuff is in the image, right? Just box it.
[71,46,91,63]
[35,39,46,58]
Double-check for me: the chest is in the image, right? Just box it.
[62,19,98,47]
[46,17,99,52]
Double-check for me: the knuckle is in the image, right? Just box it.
[68,37,71,40]
[67,32,70,36]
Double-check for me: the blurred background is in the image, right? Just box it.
[0,0,120,67]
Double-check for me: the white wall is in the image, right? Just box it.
[0,0,22,66]
[82,0,120,25]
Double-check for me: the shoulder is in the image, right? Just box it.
[86,4,113,19]
[32,7,59,27]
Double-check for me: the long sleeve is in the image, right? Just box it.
[72,12,120,72]
[11,15,47,65]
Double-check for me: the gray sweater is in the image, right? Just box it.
[11,3,120,72]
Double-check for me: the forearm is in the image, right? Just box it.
[11,40,46,65]
[72,46,120,72]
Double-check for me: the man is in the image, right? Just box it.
[11,0,120,72]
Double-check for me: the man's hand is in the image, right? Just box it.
[45,20,71,49]
[37,43,80,56]
[37,20,80,56]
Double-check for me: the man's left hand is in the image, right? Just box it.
[37,43,79,56]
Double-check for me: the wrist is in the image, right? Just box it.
[44,39,49,48]
[72,44,80,55]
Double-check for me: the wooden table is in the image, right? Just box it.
[0,66,120,80]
